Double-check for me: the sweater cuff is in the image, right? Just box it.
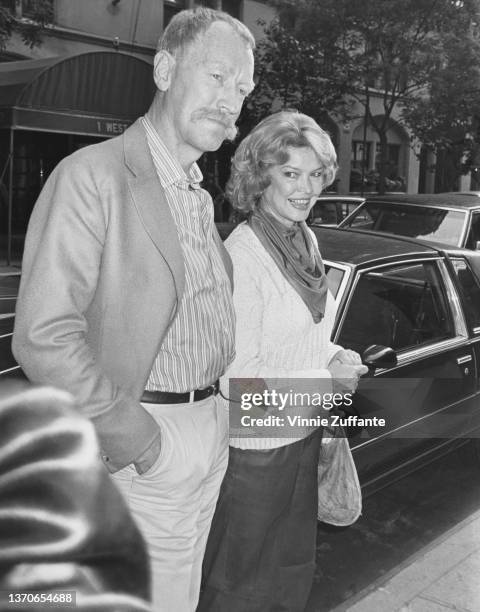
[271,369,333,395]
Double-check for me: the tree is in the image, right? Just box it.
[254,0,480,193]
[243,14,351,131]
[0,0,53,52]
[402,25,480,191]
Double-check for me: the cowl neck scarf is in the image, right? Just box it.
[248,208,328,323]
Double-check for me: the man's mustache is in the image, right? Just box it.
[192,109,238,141]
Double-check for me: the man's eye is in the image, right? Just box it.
[239,88,248,97]
[212,73,223,82]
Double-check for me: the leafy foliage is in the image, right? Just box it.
[0,0,53,51]
[249,0,480,192]
[402,24,480,190]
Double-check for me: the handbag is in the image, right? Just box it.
[317,425,362,526]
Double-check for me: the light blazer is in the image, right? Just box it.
[12,118,233,473]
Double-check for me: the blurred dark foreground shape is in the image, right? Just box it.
[0,381,152,611]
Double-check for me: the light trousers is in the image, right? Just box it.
[111,394,229,612]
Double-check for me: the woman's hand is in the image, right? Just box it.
[328,358,369,395]
[331,348,363,365]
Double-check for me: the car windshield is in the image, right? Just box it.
[341,202,467,247]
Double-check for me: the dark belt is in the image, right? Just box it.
[141,380,220,404]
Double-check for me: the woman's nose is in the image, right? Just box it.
[297,175,313,194]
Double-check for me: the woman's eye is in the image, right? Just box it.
[284,172,297,179]
[312,171,324,178]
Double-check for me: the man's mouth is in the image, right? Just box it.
[205,115,233,129]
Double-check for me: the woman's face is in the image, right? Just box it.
[260,146,324,227]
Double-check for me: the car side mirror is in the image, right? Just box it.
[362,344,397,370]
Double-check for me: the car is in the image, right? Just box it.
[307,195,365,227]
[3,229,480,497]
[0,271,21,378]
[439,191,480,197]
[338,193,480,250]
[315,226,480,494]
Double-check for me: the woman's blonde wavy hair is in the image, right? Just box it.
[226,111,338,213]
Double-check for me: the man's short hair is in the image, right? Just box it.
[157,7,255,56]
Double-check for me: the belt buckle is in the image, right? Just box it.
[191,381,218,403]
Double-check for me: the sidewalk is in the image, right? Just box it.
[334,508,480,612]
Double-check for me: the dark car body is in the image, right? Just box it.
[0,271,21,378]
[338,193,480,250]
[315,226,480,494]
[3,230,480,496]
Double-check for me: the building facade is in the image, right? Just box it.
[1,0,474,263]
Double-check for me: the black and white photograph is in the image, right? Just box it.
[0,1,479,611]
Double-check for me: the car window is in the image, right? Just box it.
[337,261,454,355]
[324,264,345,299]
[450,257,480,333]
[465,212,480,250]
[309,200,362,226]
[342,203,466,247]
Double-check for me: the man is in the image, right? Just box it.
[13,7,255,611]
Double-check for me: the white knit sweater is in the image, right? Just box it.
[222,223,342,449]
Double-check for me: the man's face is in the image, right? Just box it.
[159,22,255,162]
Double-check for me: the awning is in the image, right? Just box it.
[0,51,156,137]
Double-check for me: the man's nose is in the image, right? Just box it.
[218,82,243,115]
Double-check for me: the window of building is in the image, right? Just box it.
[351,141,371,171]
[164,0,185,27]
[1,0,16,12]
[17,0,54,21]
[220,0,240,18]
[193,0,222,9]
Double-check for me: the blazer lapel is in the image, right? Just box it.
[123,119,185,302]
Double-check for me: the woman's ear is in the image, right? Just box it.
[153,50,175,92]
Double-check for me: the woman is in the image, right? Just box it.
[198,111,368,612]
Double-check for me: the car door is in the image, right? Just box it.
[333,256,477,489]
[0,273,21,377]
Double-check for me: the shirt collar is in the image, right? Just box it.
[141,115,203,190]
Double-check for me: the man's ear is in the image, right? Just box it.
[153,50,175,92]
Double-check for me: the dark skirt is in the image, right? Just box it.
[198,430,322,612]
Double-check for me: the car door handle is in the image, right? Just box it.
[456,355,472,365]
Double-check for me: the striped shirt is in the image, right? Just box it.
[142,116,235,393]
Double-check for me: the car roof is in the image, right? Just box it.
[364,193,480,211]
[438,191,480,197]
[314,226,447,267]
